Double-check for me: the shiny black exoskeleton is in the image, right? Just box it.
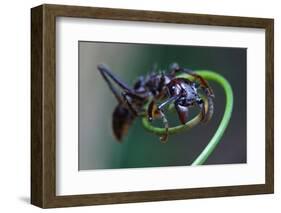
[97,63,214,142]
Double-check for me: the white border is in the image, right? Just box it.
[56,17,265,195]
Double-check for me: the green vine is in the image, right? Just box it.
[142,70,234,165]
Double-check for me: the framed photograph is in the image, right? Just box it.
[31,4,274,208]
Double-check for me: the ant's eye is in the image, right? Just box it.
[171,86,179,94]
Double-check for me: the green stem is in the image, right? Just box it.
[142,70,234,165]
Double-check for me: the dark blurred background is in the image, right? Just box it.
[78,41,247,170]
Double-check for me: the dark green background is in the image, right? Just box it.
[78,41,247,170]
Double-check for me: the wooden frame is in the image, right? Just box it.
[31,4,274,208]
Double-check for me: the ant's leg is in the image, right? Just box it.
[158,109,169,143]
[121,90,147,116]
[158,95,179,110]
[157,72,166,92]
[97,64,127,103]
[196,97,207,122]
[169,63,214,98]
[203,96,214,123]
[123,90,146,101]
[148,96,180,142]
[196,95,215,123]
[174,103,189,124]
[121,92,139,116]
[148,96,179,121]
[98,64,143,103]
[98,68,122,103]
[182,68,214,98]
[97,64,132,91]
[147,100,169,142]
[148,100,158,121]
[168,62,180,76]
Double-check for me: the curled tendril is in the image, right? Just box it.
[142,70,234,165]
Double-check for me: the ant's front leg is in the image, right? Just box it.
[182,68,214,98]
[148,95,179,121]
[169,63,214,98]
[174,102,189,124]
[147,100,169,142]
[196,97,206,122]
[158,110,169,143]
[148,96,179,143]
[196,96,214,123]
[196,93,214,123]
[200,96,214,123]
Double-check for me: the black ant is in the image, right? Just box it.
[97,63,214,143]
